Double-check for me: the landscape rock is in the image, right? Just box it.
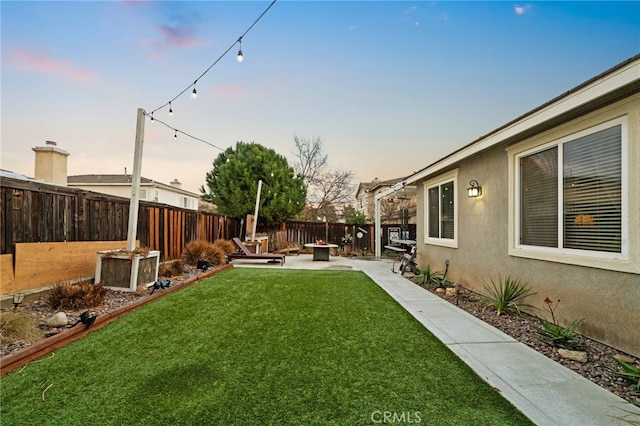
[558,349,588,363]
[435,288,446,294]
[46,312,68,328]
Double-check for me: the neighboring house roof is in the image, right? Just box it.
[67,174,154,185]
[378,53,640,198]
[356,177,404,199]
[67,174,199,197]
[0,169,43,183]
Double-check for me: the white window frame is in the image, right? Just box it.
[424,169,458,248]
[510,116,629,267]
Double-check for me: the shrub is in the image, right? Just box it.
[182,240,227,266]
[537,298,583,350]
[213,239,236,255]
[0,312,43,344]
[46,281,108,310]
[159,260,184,277]
[482,276,536,316]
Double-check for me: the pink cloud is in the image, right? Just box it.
[8,49,96,82]
[514,5,532,15]
[214,83,247,98]
[158,25,206,47]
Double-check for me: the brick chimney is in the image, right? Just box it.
[32,141,70,186]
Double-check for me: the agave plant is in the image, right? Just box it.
[536,298,583,350]
[609,355,640,392]
[416,265,444,288]
[538,317,583,349]
[482,276,536,316]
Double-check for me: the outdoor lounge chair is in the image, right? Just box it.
[228,237,285,265]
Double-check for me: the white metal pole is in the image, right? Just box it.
[374,197,382,257]
[126,108,146,251]
[251,179,262,241]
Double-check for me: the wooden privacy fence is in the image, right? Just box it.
[0,177,241,261]
[0,176,414,294]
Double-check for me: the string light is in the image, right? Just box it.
[147,0,277,146]
[149,115,226,151]
[237,37,244,62]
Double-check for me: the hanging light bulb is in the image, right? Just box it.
[174,130,177,140]
[150,112,154,122]
[237,38,244,63]
[192,82,198,99]
[169,102,173,116]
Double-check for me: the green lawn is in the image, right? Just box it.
[1,269,533,425]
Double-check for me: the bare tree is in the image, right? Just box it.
[292,136,355,221]
[292,135,327,186]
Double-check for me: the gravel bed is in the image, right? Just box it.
[1,266,202,356]
[425,283,639,406]
[2,267,638,407]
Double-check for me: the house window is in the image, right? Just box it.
[154,190,159,203]
[139,189,147,200]
[358,197,366,209]
[425,171,457,247]
[517,121,623,254]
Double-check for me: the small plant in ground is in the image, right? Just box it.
[482,275,536,316]
[536,298,583,350]
[609,355,640,404]
[213,239,236,255]
[159,260,184,277]
[47,281,109,310]
[182,240,226,266]
[0,312,43,344]
[415,265,444,288]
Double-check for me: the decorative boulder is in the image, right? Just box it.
[558,349,588,363]
[46,312,69,328]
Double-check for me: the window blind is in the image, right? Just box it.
[563,125,621,252]
[520,147,558,247]
[428,187,439,238]
[441,181,455,239]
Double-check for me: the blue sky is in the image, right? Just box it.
[2,1,639,194]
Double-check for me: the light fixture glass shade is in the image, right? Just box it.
[467,180,482,197]
[237,49,244,62]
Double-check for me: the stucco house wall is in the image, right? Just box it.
[415,93,640,356]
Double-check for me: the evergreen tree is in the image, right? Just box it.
[200,142,306,224]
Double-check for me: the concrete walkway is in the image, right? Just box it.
[231,254,640,424]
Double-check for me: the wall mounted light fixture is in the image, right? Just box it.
[467,180,482,198]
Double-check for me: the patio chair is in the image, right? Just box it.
[228,238,285,265]
[273,230,301,255]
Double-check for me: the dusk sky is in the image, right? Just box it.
[2,1,639,194]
